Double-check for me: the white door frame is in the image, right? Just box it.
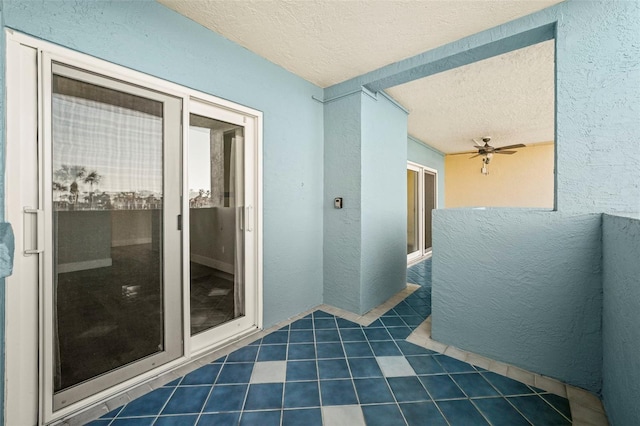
[407,161,438,264]
[4,30,263,425]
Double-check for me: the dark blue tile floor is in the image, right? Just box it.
[88,259,572,425]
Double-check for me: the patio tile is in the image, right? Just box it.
[202,384,247,412]
[437,399,490,425]
[320,379,358,406]
[243,383,283,410]
[376,356,416,377]
[361,404,406,426]
[162,386,209,414]
[250,361,286,383]
[353,378,395,404]
[473,397,530,426]
[321,405,365,426]
[348,357,384,378]
[239,410,281,426]
[286,360,318,381]
[400,401,448,426]
[282,408,322,426]
[284,381,320,408]
[101,258,576,426]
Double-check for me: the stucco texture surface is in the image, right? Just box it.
[323,92,408,314]
[602,214,640,426]
[555,1,640,214]
[360,94,407,312]
[323,93,363,312]
[432,209,602,393]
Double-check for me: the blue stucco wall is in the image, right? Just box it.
[323,93,362,313]
[323,92,408,314]
[602,214,640,426]
[407,136,445,208]
[430,1,639,394]
[1,0,325,327]
[360,94,407,312]
[431,209,602,392]
[555,1,640,213]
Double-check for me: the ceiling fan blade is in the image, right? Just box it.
[495,144,525,151]
[494,150,517,154]
[469,153,481,159]
[472,138,484,147]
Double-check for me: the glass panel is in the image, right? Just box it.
[189,114,245,335]
[407,170,419,254]
[52,75,165,392]
[424,172,436,251]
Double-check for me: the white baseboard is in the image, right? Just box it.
[190,254,234,274]
[58,258,112,273]
[111,238,152,247]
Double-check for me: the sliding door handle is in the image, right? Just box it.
[246,205,253,232]
[23,207,44,255]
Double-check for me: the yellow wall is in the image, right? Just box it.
[445,142,554,208]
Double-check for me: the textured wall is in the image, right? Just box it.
[445,143,554,208]
[323,92,408,314]
[323,93,362,312]
[602,214,640,426]
[432,209,602,392]
[407,136,445,208]
[360,94,408,312]
[556,1,640,213]
[1,0,325,327]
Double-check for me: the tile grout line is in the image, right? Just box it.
[476,371,543,425]
[193,361,224,424]
[406,314,603,425]
[278,322,291,426]
[332,312,364,421]
[311,311,326,426]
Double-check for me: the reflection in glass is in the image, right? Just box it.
[189,114,245,335]
[407,170,419,254]
[52,75,164,392]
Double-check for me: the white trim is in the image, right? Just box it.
[4,29,265,425]
[406,161,439,264]
[4,38,40,426]
[111,238,153,247]
[185,97,262,354]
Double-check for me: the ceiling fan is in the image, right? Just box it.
[469,136,525,175]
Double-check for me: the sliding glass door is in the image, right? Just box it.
[407,162,438,263]
[188,114,245,335]
[424,171,436,251]
[46,59,183,411]
[5,36,262,424]
[188,100,258,353]
[407,166,421,261]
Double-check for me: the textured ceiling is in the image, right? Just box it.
[158,0,563,88]
[387,40,555,154]
[158,0,559,154]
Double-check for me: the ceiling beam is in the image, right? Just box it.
[323,2,563,100]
